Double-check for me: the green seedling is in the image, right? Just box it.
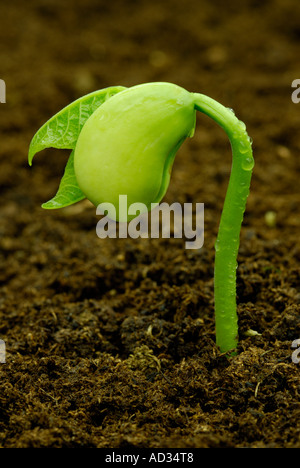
[28,82,254,353]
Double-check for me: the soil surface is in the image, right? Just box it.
[1,0,300,449]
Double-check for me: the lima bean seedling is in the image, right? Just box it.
[28,82,254,353]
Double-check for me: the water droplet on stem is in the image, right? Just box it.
[242,156,254,171]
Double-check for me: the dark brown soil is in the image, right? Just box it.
[1,0,300,449]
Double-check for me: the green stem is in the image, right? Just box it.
[193,93,254,353]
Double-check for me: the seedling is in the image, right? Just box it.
[28,82,254,353]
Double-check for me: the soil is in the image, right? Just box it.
[1,0,300,449]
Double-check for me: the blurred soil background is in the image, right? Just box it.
[1,0,300,448]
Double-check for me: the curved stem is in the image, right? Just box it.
[193,93,254,353]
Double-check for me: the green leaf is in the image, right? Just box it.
[28,85,127,209]
[41,150,86,209]
[28,85,126,166]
